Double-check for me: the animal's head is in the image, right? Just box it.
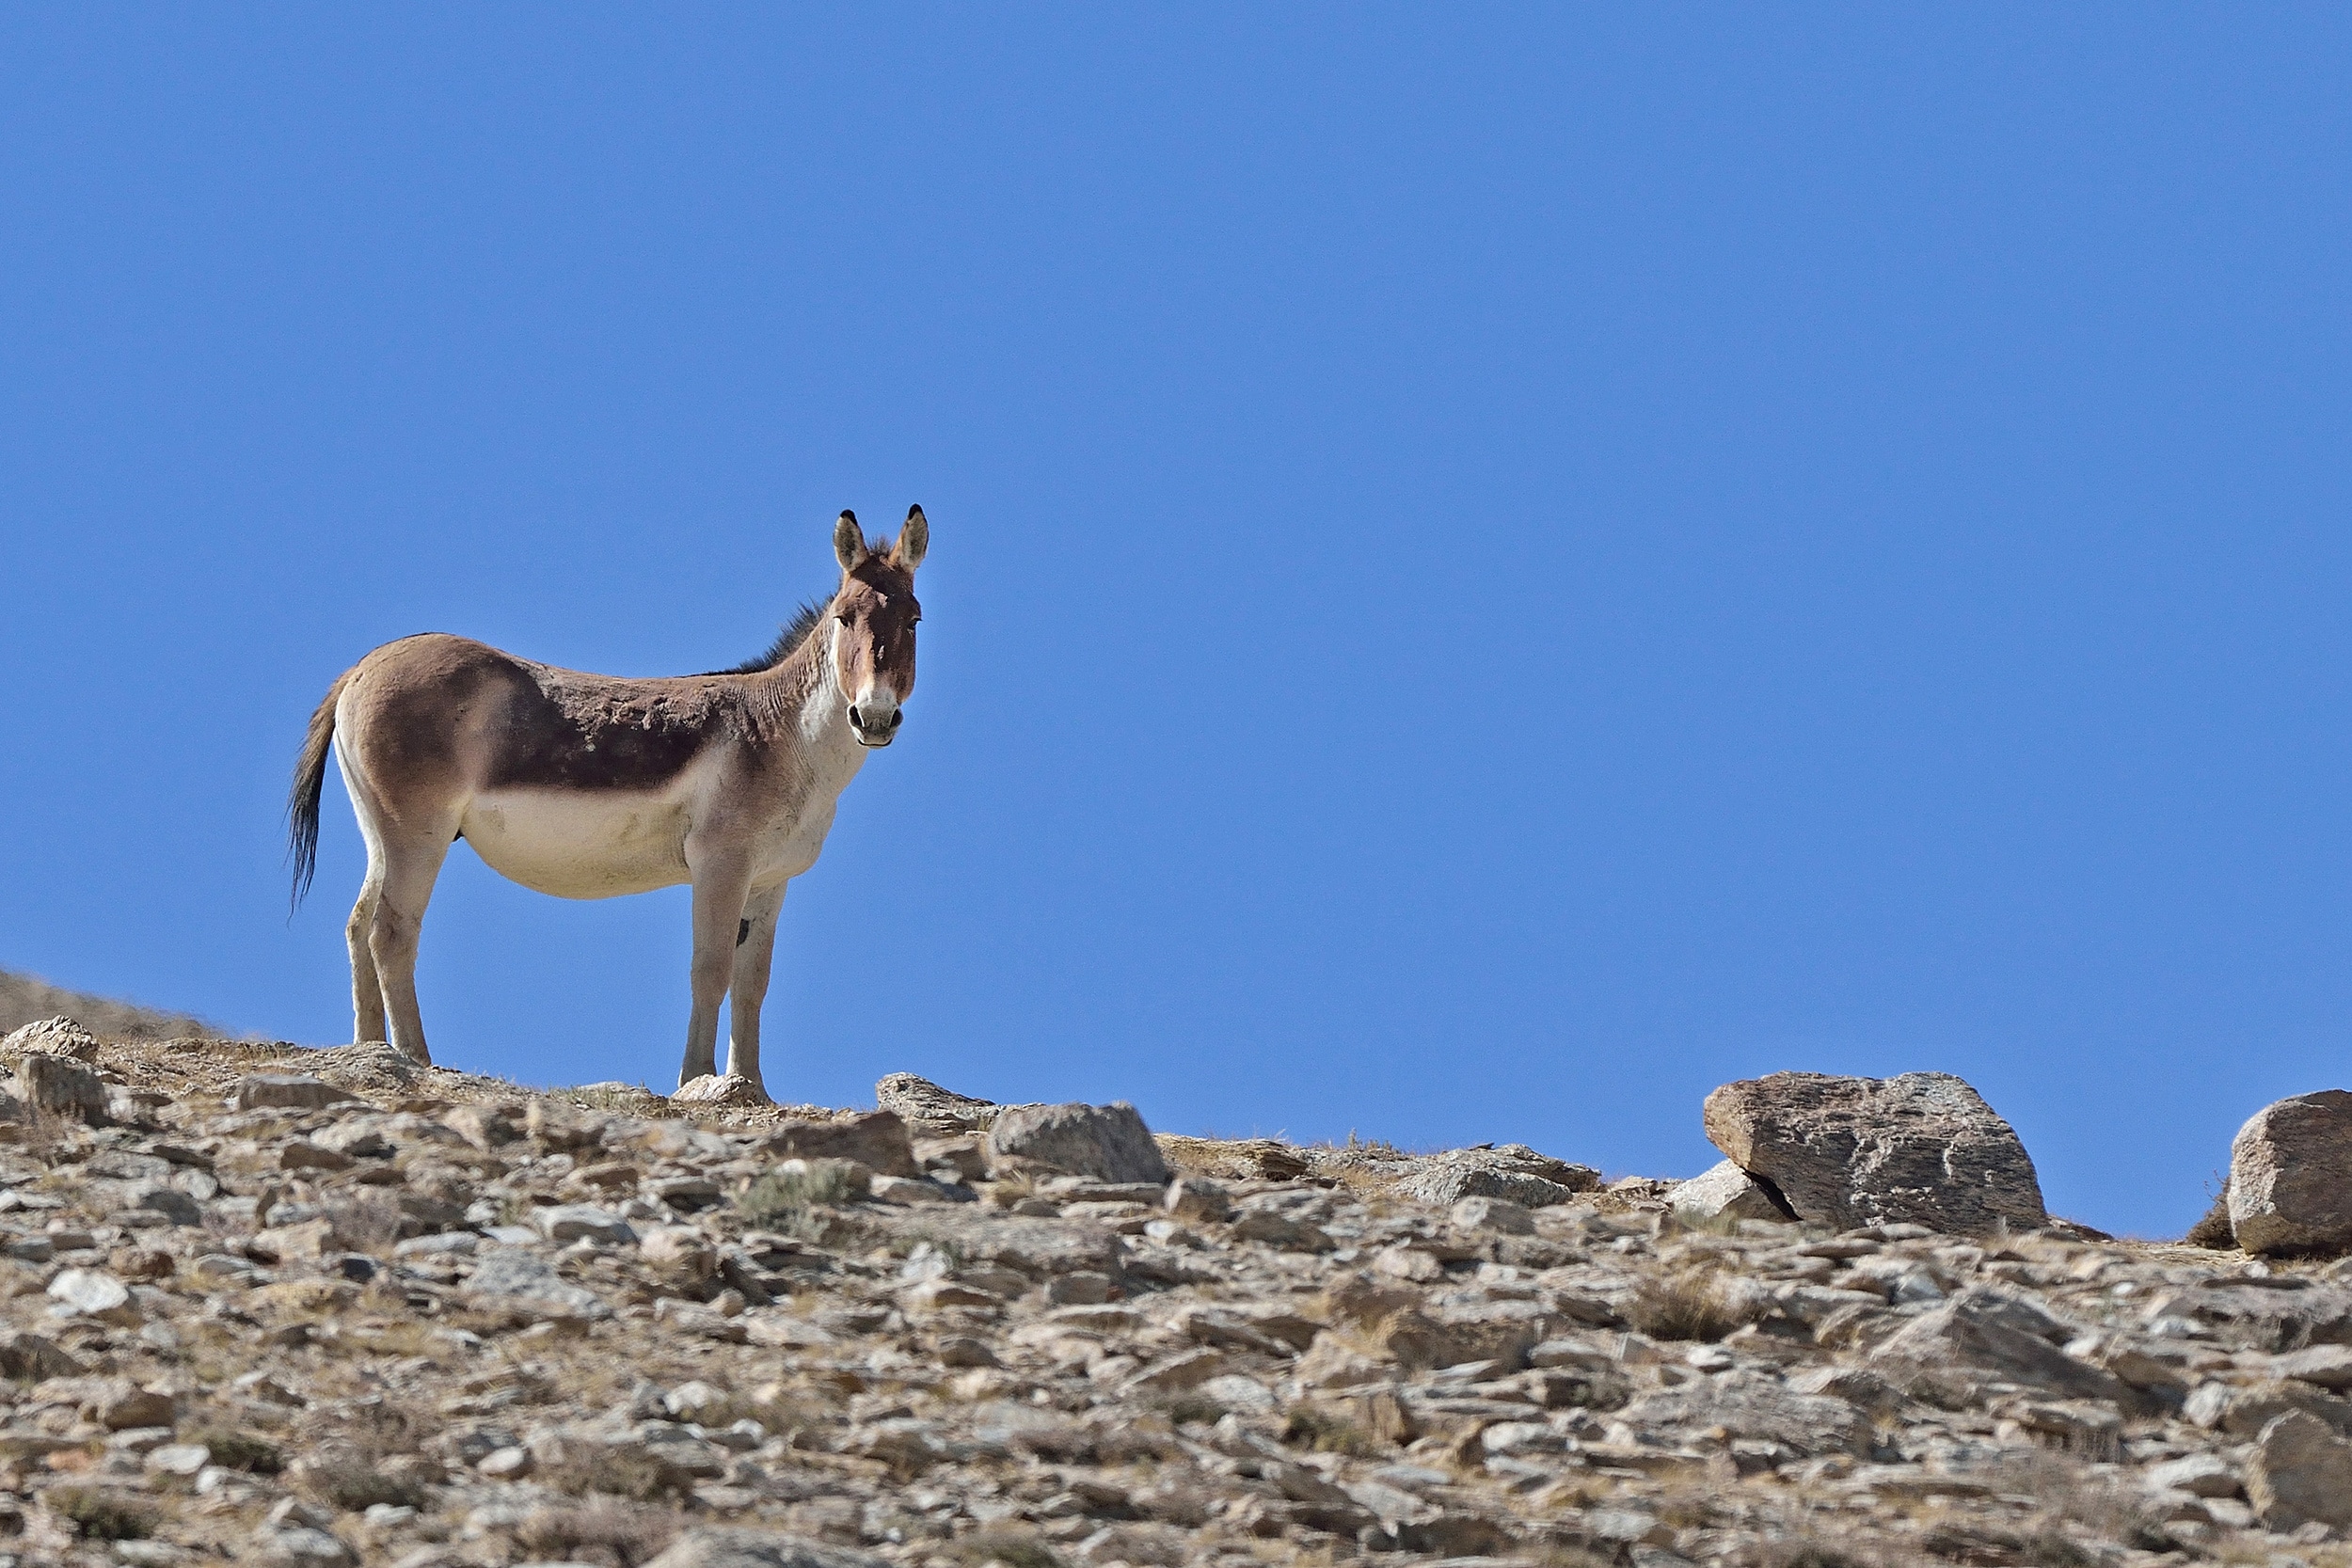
[830,505,926,747]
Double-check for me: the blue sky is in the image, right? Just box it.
[4,8,2347,1237]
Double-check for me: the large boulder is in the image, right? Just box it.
[1701,1071,2046,1235]
[989,1101,1168,1184]
[2229,1091,2352,1257]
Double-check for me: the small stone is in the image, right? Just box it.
[1122,1347,1227,1393]
[2144,1452,2239,1498]
[48,1267,139,1323]
[1670,1159,1796,1225]
[1164,1176,1232,1222]
[876,1072,1004,1132]
[1450,1196,1536,1234]
[278,1140,354,1171]
[0,1330,85,1379]
[477,1445,532,1479]
[673,1073,771,1107]
[146,1443,211,1476]
[133,1183,203,1227]
[532,1204,635,1245]
[230,1073,358,1112]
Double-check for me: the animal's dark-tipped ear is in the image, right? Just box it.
[891,504,928,571]
[833,510,866,572]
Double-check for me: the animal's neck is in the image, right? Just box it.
[759,623,861,761]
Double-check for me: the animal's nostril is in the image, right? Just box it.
[847,705,864,729]
[887,710,903,729]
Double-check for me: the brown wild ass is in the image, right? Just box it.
[287,507,926,1101]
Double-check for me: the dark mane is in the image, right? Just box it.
[706,596,832,676]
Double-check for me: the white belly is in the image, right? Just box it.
[461,788,692,899]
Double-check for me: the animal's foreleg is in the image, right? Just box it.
[368,834,451,1067]
[725,884,785,1097]
[347,871,387,1045]
[680,852,753,1091]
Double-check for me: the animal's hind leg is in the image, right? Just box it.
[724,884,785,1096]
[368,831,453,1067]
[679,847,753,1092]
[346,867,387,1045]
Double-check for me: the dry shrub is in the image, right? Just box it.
[1281,1406,1375,1457]
[539,1447,694,1503]
[45,1486,157,1542]
[293,1400,437,1510]
[516,1499,687,1568]
[742,1159,868,1230]
[2183,1186,2236,1250]
[1626,1267,1755,1342]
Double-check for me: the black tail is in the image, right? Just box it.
[286,673,348,911]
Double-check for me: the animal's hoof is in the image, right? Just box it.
[671,1073,771,1108]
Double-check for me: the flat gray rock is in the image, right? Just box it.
[1703,1070,2046,1235]
[462,1247,613,1323]
[2231,1090,2352,1257]
[1869,1286,2125,1405]
[989,1101,1169,1184]
[1618,1373,1872,1457]
[2248,1409,2352,1529]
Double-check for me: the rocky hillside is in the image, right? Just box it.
[0,1019,2348,1568]
[0,973,221,1044]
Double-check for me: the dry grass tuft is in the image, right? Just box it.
[1151,1390,1228,1427]
[741,1159,868,1231]
[1625,1266,1756,1341]
[45,1486,158,1542]
[539,1447,695,1503]
[1281,1405,1375,1456]
[515,1498,688,1567]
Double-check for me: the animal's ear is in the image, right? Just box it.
[892,504,929,571]
[833,510,866,572]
